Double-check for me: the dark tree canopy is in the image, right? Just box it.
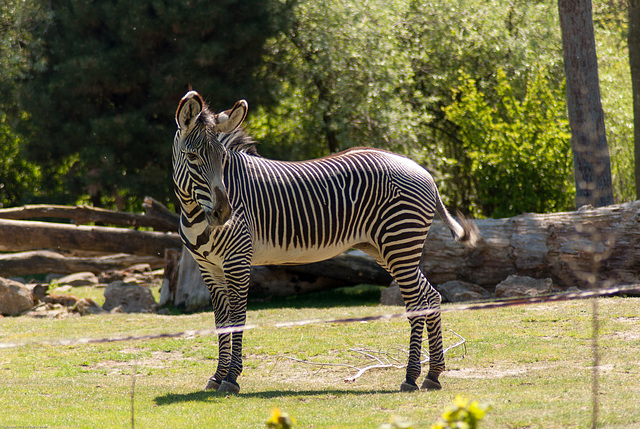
[19,0,282,209]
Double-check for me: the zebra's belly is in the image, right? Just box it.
[251,240,359,266]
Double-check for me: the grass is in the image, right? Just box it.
[0,286,639,428]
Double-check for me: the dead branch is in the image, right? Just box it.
[280,330,467,383]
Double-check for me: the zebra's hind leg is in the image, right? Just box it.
[394,268,445,392]
[420,280,444,390]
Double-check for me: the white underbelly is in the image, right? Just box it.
[251,240,360,265]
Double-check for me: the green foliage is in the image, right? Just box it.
[253,0,420,158]
[430,396,491,429]
[0,0,51,104]
[402,0,567,213]
[0,112,41,207]
[444,67,575,218]
[593,1,635,203]
[18,0,283,209]
[0,0,633,214]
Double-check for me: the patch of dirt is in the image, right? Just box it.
[446,366,530,379]
[90,350,188,375]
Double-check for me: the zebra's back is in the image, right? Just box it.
[226,148,437,265]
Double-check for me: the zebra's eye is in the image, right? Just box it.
[185,152,198,162]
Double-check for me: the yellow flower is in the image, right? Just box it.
[266,407,295,429]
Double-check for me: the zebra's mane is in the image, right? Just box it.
[222,129,260,156]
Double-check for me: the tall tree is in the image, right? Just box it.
[19,0,282,209]
[558,0,614,208]
[629,0,640,200]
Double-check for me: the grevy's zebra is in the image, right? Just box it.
[173,91,478,393]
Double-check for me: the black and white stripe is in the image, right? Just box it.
[172,92,478,393]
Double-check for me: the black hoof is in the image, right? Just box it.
[400,379,419,392]
[218,380,240,394]
[421,373,442,390]
[204,377,221,391]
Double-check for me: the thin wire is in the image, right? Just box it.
[0,284,636,350]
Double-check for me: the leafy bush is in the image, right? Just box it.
[444,67,575,218]
[0,113,41,207]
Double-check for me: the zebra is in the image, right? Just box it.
[172,90,479,394]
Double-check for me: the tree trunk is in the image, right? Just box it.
[0,218,181,256]
[629,0,640,200]
[558,0,614,208]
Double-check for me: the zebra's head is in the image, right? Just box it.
[173,91,248,227]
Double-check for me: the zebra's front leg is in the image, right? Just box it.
[204,294,233,391]
[216,262,251,394]
[202,268,232,391]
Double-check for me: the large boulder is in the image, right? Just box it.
[494,275,554,298]
[380,281,405,306]
[436,280,492,303]
[0,277,35,316]
[103,281,157,313]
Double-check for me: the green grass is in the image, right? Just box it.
[0,290,639,428]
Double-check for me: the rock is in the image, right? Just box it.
[0,277,35,316]
[380,281,405,306]
[72,298,106,316]
[98,271,126,284]
[103,281,157,313]
[57,272,99,287]
[45,294,80,307]
[436,280,492,303]
[494,275,554,298]
[29,283,49,302]
[125,263,152,274]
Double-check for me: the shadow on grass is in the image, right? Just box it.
[162,284,388,315]
[154,386,399,406]
[247,284,387,311]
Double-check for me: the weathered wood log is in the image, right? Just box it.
[163,201,640,310]
[0,250,165,277]
[0,196,179,232]
[421,201,640,289]
[0,218,181,257]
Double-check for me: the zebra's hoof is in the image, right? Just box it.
[218,380,241,394]
[421,374,442,390]
[400,380,419,392]
[204,377,221,391]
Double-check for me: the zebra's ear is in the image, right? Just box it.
[214,100,248,134]
[176,91,204,130]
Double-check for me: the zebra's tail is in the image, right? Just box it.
[434,187,480,248]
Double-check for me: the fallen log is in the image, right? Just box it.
[162,201,640,309]
[0,218,181,257]
[421,200,640,289]
[0,250,165,277]
[0,196,179,232]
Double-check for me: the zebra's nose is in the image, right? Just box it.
[212,187,231,225]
